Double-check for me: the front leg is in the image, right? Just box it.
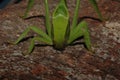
[68,21,91,50]
[28,36,52,54]
[22,0,34,18]
[82,23,91,51]
[15,26,52,45]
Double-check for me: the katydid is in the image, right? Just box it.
[15,0,102,54]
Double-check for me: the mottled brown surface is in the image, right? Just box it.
[0,0,120,80]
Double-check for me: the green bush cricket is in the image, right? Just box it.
[15,0,103,54]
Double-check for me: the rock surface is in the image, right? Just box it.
[0,0,120,80]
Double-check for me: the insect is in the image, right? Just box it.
[14,0,102,54]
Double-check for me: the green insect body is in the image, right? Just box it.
[53,0,69,49]
[15,0,102,54]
